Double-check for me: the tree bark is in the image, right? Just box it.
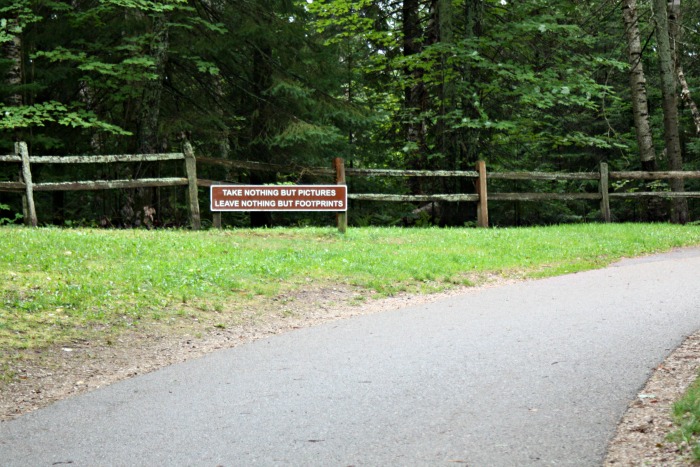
[652,0,687,223]
[249,44,275,227]
[678,66,700,135]
[458,0,483,169]
[430,0,463,225]
[201,0,231,162]
[3,17,24,211]
[622,0,656,171]
[137,14,170,155]
[403,0,428,195]
[131,13,170,226]
[2,30,22,108]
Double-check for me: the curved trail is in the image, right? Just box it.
[2,248,700,466]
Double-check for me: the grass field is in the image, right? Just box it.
[2,222,700,449]
[2,223,700,352]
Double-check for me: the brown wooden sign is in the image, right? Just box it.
[210,185,347,212]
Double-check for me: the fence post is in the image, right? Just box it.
[476,160,489,228]
[334,157,347,234]
[599,162,611,223]
[16,142,38,227]
[182,140,201,230]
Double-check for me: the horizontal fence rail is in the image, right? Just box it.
[610,171,700,180]
[349,194,480,202]
[488,171,599,180]
[196,159,700,228]
[0,142,200,228]
[29,178,189,192]
[2,142,700,229]
[610,192,700,198]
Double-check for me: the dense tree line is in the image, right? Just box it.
[1,0,699,226]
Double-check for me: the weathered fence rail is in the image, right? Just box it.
[3,142,700,229]
[0,141,200,228]
[196,157,486,229]
[199,158,700,228]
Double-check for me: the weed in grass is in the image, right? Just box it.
[0,363,16,383]
[350,295,367,306]
[669,375,700,460]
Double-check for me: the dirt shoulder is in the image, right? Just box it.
[604,330,700,466]
[1,283,483,421]
[2,279,699,465]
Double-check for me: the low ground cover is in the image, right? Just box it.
[1,223,699,354]
[670,374,700,460]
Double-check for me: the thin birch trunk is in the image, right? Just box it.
[622,0,656,170]
[678,66,700,135]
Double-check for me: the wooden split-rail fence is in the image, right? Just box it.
[0,141,201,229]
[2,141,700,230]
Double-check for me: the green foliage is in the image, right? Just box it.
[99,0,186,13]
[0,204,22,225]
[307,0,634,184]
[0,1,40,44]
[1,0,699,224]
[669,374,700,460]
[0,0,227,150]
[0,102,130,134]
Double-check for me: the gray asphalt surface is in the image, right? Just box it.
[2,248,700,466]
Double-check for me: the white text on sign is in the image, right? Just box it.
[210,185,348,212]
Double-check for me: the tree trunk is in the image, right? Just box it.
[652,0,687,223]
[403,0,427,195]
[444,0,483,225]
[678,66,700,135]
[459,0,483,169]
[138,14,170,155]
[134,13,170,226]
[431,0,462,225]
[3,17,24,211]
[622,0,656,171]
[2,29,23,108]
[249,44,274,227]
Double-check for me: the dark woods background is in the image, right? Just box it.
[1,0,699,228]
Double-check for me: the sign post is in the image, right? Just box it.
[334,158,347,234]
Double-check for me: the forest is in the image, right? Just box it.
[1,0,700,227]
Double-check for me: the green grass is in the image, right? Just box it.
[670,374,700,460]
[1,223,699,352]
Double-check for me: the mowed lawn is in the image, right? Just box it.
[1,223,699,353]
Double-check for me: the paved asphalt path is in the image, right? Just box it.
[2,248,700,466]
